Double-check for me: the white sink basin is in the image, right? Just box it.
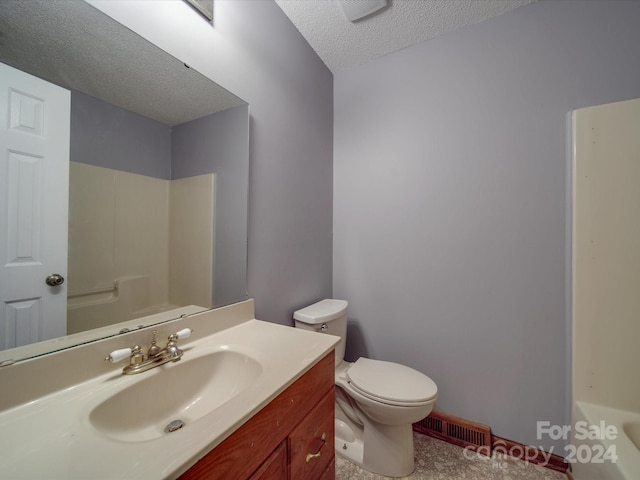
[89,350,262,442]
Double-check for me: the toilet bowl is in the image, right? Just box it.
[294,299,438,478]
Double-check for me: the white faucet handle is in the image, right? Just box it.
[175,328,192,340]
[105,347,132,363]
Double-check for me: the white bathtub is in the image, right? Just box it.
[572,401,640,480]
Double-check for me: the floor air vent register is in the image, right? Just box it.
[414,411,492,454]
[413,411,569,474]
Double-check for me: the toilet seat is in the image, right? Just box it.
[346,357,438,407]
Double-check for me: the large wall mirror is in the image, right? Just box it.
[0,0,249,363]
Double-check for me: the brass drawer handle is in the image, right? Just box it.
[305,433,326,463]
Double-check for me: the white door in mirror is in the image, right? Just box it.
[0,63,70,350]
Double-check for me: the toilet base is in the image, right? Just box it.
[335,418,364,465]
[335,405,416,478]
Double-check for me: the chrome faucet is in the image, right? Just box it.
[105,328,193,375]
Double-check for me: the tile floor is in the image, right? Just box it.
[335,432,568,480]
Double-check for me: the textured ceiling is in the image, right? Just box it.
[0,0,244,126]
[275,0,537,73]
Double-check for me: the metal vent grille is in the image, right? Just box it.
[414,411,492,455]
[423,415,442,433]
[415,412,569,473]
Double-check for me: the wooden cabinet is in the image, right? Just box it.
[180,350,335,480]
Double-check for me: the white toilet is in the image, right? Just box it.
[294,299,438,478]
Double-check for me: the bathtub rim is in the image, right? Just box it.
[573,401,640,479]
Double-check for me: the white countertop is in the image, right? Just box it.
[0,315,338,479]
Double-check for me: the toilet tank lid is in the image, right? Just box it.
[293,299,348,324]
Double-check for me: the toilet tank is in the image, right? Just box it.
[293,299,348,365]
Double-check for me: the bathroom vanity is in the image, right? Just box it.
[180,351,335,480]
[0,300,338,479]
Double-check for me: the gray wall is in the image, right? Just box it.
[70,90,171,178]
[334,0,640,450]
[172,105,250,306]
[208,1,334,322]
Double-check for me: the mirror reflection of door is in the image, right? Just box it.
[0,63,70,349]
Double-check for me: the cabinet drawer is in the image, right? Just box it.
[289,388,335,480]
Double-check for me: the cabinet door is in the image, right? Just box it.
[289,389,335,480]
[250,441,287,480]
